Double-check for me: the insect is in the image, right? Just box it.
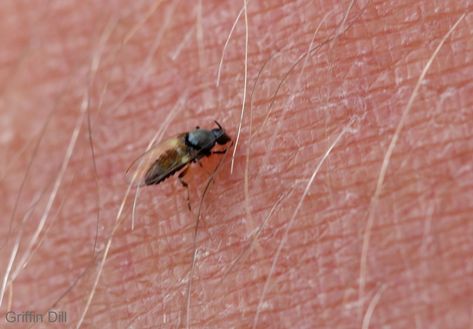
[126,121,231,193]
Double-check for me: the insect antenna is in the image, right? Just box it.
[214,120,223,130]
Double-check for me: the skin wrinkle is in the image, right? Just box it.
[1,64,92,310]
[1,1,473,329]
[252,121,355,328]
[359,13,466,321]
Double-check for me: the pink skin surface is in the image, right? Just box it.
[1,1,472,328]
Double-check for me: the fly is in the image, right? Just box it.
[126,121,231,197]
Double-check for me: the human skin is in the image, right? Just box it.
[1,0,472,328]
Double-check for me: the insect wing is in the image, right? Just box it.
[126,134,189,186]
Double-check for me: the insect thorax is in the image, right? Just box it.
[186,129,215,151]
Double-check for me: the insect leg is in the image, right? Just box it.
[178,165,191,210]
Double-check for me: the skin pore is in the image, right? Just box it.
[1,0,472,328]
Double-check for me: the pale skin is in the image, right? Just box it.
[1,1,472,328]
